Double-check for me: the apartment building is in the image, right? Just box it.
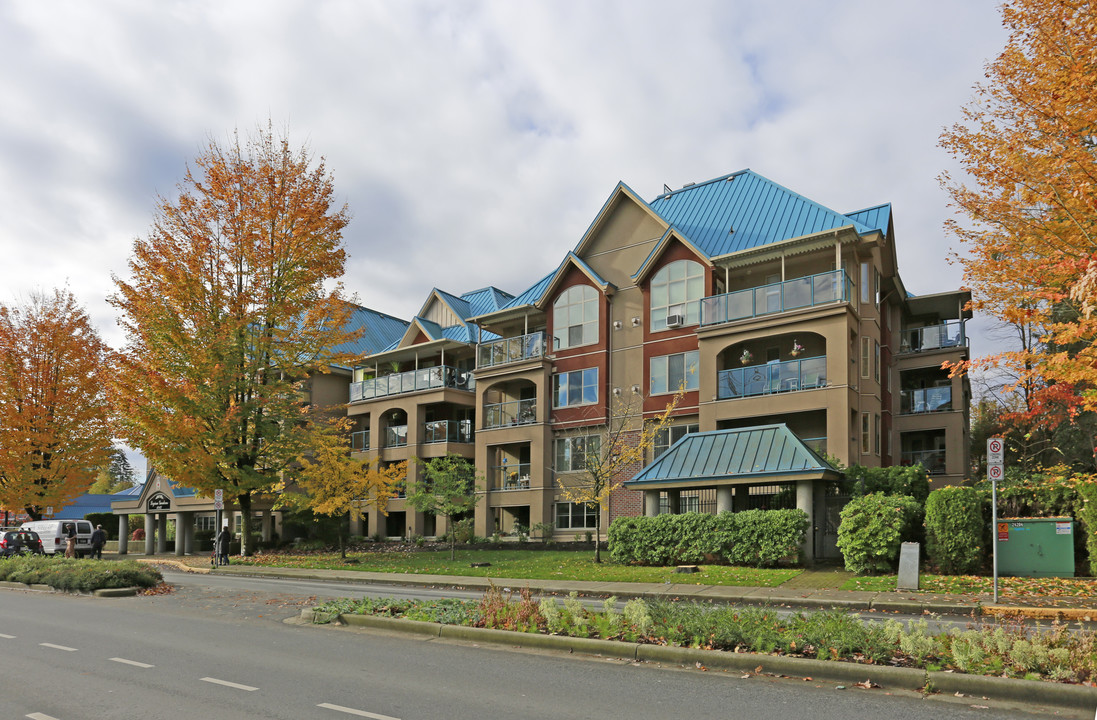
[346,169,971,559]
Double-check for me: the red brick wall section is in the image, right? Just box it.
[608,430,645,524]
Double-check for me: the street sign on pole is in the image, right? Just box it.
[987,437,1004,464]
[987,438,1004,604]
[988,463,1004,481]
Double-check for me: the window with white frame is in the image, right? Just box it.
[556,501,598,529]
[861,412,871,454]
[553,367,598,407]
[650,259,704,331]
[552,285,599,350]
[874,413,881,455]
[555,435,601,472]
[650,351,699,395]
[654,423,699,460]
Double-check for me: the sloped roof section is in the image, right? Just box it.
[648,170,876,258]
[627,424,838,486]
[499,268,558,311]
[461,286,515,317]
[334,305,410,357]
[845,203,891,236]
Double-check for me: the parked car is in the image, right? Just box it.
[20,519,93,557]
[0,529,44,557]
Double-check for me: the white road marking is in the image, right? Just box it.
[27,713,60,720]
[110,657,154,668]
[0,633,15,638]
[318,703,401,719]
[201,676,258,692]
[39,643,77,652]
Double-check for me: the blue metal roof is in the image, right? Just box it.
[432,288,473,321]
[55,492,137,517]
[333,305,410,357]
[461,286,514,318]
[845,203,891,236]
[497,268,558,312]
[648,170,875,258]
[627,424,837,486]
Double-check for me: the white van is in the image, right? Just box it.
[20,519,93,557]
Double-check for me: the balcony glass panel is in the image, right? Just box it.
[901,320,967,353]
[477,331,546,368]
[350,430,370,452]
[717,356,827,400]
[700,270,851,327]
[483,398,537,429]
[349,365,471,402]
[900,387,953,414]
[383,425,408,448]
[490,464,531,490]
[901,449,947,475]
[422,419,474,444]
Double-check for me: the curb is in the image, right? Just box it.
[303,608,1097,713]
[135,558,211,574]
[983,605,1097,621]
[0,580,141,597]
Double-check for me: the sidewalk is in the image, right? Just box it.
[144,558,1097,621]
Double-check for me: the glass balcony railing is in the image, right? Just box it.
[717,356,826,400]
[477,331,546,368]
[700,270,852,327]
[349,365,472,403]
[482,398,537,429]
[901,321,967,353]
[490,463,531,490]
[422,419,474,444]
[383,425,408,448]
[350,430,370,452]
[900,449,947,475]
[900,387,952,414]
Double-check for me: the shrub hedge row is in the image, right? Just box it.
[835,493,922,574]
[607,509,808,567]
[0,556,162,591]
[925,486,984,574]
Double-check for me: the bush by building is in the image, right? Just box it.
[836,493,921,574]
[925,486,985,574]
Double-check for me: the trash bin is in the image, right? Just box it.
[996,517,1075,578]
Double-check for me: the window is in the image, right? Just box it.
[860,262,871,304]
[874,413,881,455]
[555,435,601,472]
[553,285,598,350]
[650,259,704,331]
[654,423,699,460]
[861,412,871,454]
[874,340,881,382]
[556,502,598,529]
[650,351,699,395]
[553,367,598,407]
[861,337,879,381]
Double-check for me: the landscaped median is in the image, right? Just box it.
[0,555,162,595]
[299,586,1097,713]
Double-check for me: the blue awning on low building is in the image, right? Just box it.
[626,424,841,490]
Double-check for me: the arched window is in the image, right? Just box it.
[650,260,704,331]
[552,285,598,350]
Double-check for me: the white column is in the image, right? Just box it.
[174,512,187,556]
[716,486,733,514]
[144,515,156,555]
[644,490,660,517]
[117,515,129,555]
[796,479,815,566]
[156,513,168,554]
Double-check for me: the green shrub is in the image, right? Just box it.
[0,556,162,591]
[83,513,115,539]
[725,509,809,567]
[848,464,931,506]
[1075,478,1097,576]
[836,493,921,574]
[925,486,985,574]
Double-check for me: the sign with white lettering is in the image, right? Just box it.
[147,492,171,511]
[987,437,1004,464]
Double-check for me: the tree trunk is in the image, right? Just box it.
[450,516,456,560]
[238,492,253,556]
[594,515,602,563]
[340,511,347,559]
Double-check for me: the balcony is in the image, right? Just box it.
[422,419,473,444]
[383,425,408,448]
[901,320,966,353]
[900,449,947,475]
[350,430,370,452]
[483,398,537,429]
[717,356,826,400]
[478,331,546,369]
[349,365,472,403]
[900,387,952,414]
[700,270,852,328]
[490,463,531,490]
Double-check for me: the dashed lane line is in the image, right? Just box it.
[39,643,77,652]
[27,713,60,720]
[317,703,401,719]
[201,676,258,692]
[110,657,154,668]
[0,632,15,638]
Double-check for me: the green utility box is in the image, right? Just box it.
[996,517,1075,578]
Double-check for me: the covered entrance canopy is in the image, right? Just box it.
[625,424,843,560]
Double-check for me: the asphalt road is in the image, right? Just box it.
[0,574,1077,720]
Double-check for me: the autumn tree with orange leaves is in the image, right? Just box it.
[111,125,359,554]
[940,0,1097,468]
[0,289,113,519]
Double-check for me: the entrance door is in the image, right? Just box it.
[815,490,851,560]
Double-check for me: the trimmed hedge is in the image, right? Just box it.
[848,464,931,506]
[1075,480,1097,577]
[925,486,985,574]
[607,509,808,568]
[0,556,162,591]
[836,493,921,574]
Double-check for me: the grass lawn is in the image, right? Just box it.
[229,548,801,587]
[842,573,1097,599]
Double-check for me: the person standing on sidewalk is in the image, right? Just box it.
[63,523,77,558]
[89,524,106,560]
[216,526,231,566]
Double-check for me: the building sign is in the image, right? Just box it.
[147,492,171,511]
[997,522,1009,541]
[1056,522,1072,535]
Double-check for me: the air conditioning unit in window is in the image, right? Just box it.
[665,314,684,328]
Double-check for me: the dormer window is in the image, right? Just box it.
[651,259,704,331]
[553,285,598,350]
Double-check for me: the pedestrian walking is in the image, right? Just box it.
[90,524,106,560]
[216,526,231,566]
[63,523,77,558]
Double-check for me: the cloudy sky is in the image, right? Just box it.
[1,0,1008,352]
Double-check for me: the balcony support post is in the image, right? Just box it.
[797,480,814,566]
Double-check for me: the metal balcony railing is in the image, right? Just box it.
[350,430,370,452]
[490,463,531,490]
[700,270,852,327]
[717,356,826,400]
[900,320,967,353]
[482,398,537,429]
[349,365,472,403]
[422,419,473,444]
[383,425,408,448]
[900,387,952,414]
[900,449,947,475]
[477,331,546,369]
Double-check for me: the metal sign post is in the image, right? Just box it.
[987,437,1004,603]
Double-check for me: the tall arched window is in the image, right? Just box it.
[650,259,704,331]
[552,285,599,350]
